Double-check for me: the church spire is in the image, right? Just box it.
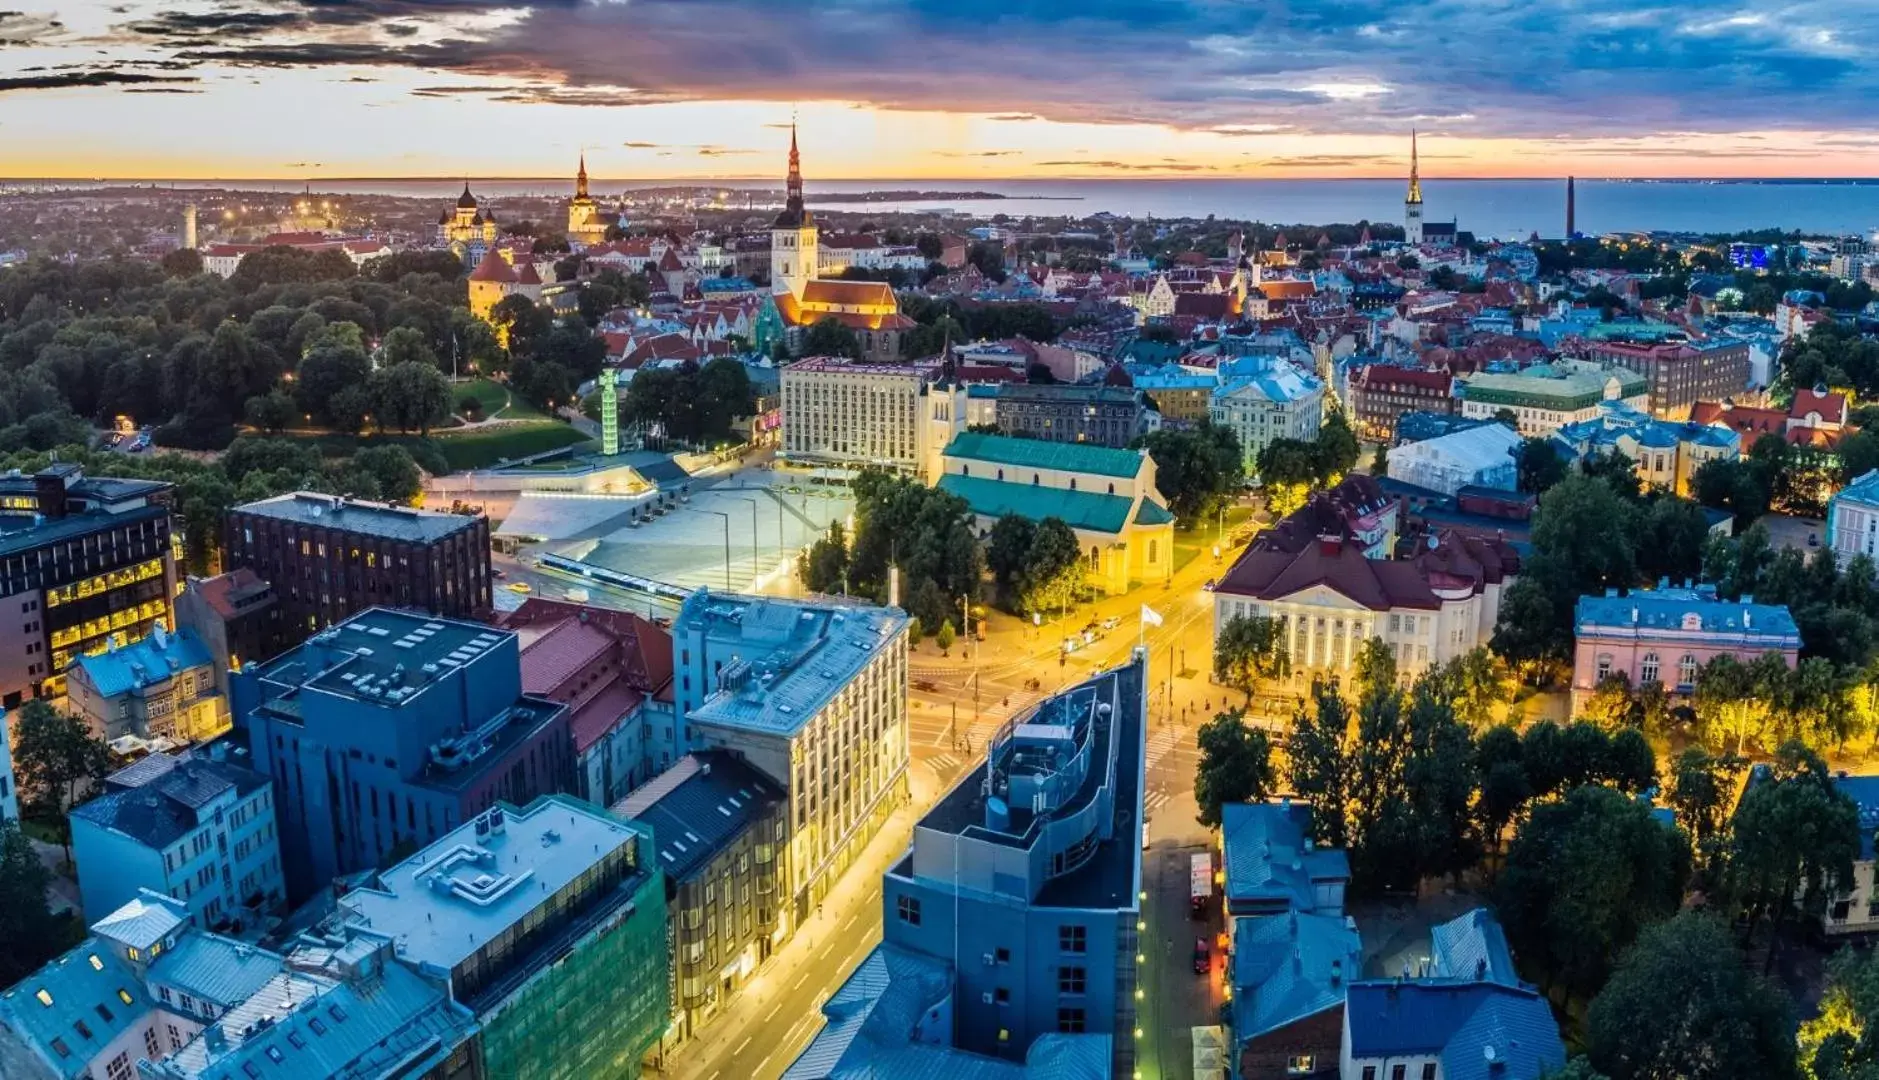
[1407,129,1422,205]
[786,121,804,215]
[576,152,589,199]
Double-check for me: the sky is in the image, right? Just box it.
[2,0,1878,180]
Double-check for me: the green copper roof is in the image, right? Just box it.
[938,474,1135,534]
[943,432,1146,480]
[1134,500,1175,526]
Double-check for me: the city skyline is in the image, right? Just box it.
[1,0,1877,180]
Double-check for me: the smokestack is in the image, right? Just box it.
[1566,177,1576,239]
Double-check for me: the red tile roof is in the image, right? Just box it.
[469,248,517,283]
[1791,387,1848,426]
[190,568,271,621]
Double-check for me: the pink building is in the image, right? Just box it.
[1570,586,1801,712]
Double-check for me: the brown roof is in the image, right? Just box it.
[190,569,272,621]
[799,279,897,307]
[1254,475,1393,554]
[468,248,517,283]
[512,260,543,286]
[1173,292,1231,319]
[498,597,674,702]
[1216,528,1517,611]
[1791,387,1848,426]
[1355,365,1452,392]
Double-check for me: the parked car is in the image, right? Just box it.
[1192,938,1211,975]
[1100,616,1122,632]
[1061,637,1080,654]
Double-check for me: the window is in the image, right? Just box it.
[995,947,1010,964]
[1057,1007,1086,1033]
[1059,924,1087,953]
[994,987,1010,1004]
[1679,654,1698,686]
[117,989,132,1006]
[1421,1065,1436,1080]
[145,1026,162,1059]
[243,1063,263,1080]
[87,954,103,971]
[265,1046,285,1064]
[309,1017,328,1036]
[1287,1057,1316,1076]
[1640,653,1660,684]
[35,989,52,1007]
[1596,653,1613,681]
[1391,1066,1406,1080]
[288,1032,307,1050]
[1834,899,1853,922]
[1058,966,1086,995]
[107,1051,132,1080]
[73,1019,93,1040]
[95,1003,114,1024]
[896,895,921,927]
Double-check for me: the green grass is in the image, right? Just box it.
[454,378,548,422]
[432,424,594,470]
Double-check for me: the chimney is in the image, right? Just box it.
[1318,533,1343,556]
[33,471,67,520]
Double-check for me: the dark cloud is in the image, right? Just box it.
[936,150,1024,158]
[1036,160,1217,172]
[0,69,198,93]
[696,146,754,156]
[623,141,662,148]
[89,0,1879,140]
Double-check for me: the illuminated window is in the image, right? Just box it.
[35,989,52,1007]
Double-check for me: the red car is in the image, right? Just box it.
[1193,938,1211,975]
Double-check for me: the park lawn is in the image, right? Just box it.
[432,423,594,470]
[456,378,549,422]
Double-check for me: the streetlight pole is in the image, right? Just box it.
[731,495,760,585]
[694,509,732,591]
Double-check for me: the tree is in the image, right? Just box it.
[1666,746,1744,846]
[1586,913,1798,1080]
[798,520,849,594]
[936,618,957,654]
[1342,673,1480,893]
[349,445,423,502]
[1287,680,1350,848]
[1637,496,1711,587]
[1419,647,1514,729]
[0,823,61,987]
[243,389,298,434]
[1213,614,1291,700]
[1015,517,1083,617]
[1497,785,1690,1000]
[1194,710,1277,827]
[1723,741,1861,965]
[295,324,373,426]
[1140,423,1244,527]
[1474,724,1530,861]
[802,317,863,360]
[985,513,1037,602]
[379,325,439,371]
[160,248,203,278]
[1803,947,1879,1080]
[11,700,112,865]
[367,361,453,435]
[1315,408,1360,481]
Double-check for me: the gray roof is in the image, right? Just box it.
[72,753,268,850]
[680,592,909,737]
[0,502,167,559]
[614,751,783,883]
[150,935,285,1009]
[232,492,482,544]
[1232,911,1362,1039]
[339,794,644,975]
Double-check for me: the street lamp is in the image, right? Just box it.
[730,495,760,588]
[691,508,733,591]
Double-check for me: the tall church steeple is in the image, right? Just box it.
[1407,129,1422,205]
[771,121,818,298]
[1404,129,1425,245]
[785,122,804,218]
[576,152,589,199]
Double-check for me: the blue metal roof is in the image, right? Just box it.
[1220,802,1348,914]
[1428,909,1520,987]
[0,940,146,1079]
[1232,911,1362,1038]
[151,935,285,1010]
[1345,980,1563,1078]
[1574,587,1800,640]
[784,945,1110,1080]
[71,627,213,699]
[615,751,783,884]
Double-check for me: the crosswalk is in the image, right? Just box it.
[1144,790,1172,815]
[927,753,962,774]
[1145,728,1177,769]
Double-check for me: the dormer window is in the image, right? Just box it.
[35,989,52,1007]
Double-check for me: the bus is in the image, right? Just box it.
[1190,852,1214,918]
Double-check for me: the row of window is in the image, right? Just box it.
[1594,652,1700,686]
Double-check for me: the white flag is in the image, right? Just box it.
[1141,604,1164,628]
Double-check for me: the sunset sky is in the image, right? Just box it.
[2,0,1877,181]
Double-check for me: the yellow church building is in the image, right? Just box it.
[566,154,608,249]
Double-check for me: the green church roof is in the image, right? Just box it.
[942,432,1146,480]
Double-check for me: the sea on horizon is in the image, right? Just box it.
[16,176,1879,240]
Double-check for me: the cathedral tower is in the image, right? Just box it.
[1404,130,1424,246]
[770,124,818,299]
[567,152,606,247]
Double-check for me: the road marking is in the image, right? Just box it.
[793,970,811,990]
[1145,728,1177,768]
[733,1036,752,1057]
[765,1002,781,1024]
[841,911,858,933]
